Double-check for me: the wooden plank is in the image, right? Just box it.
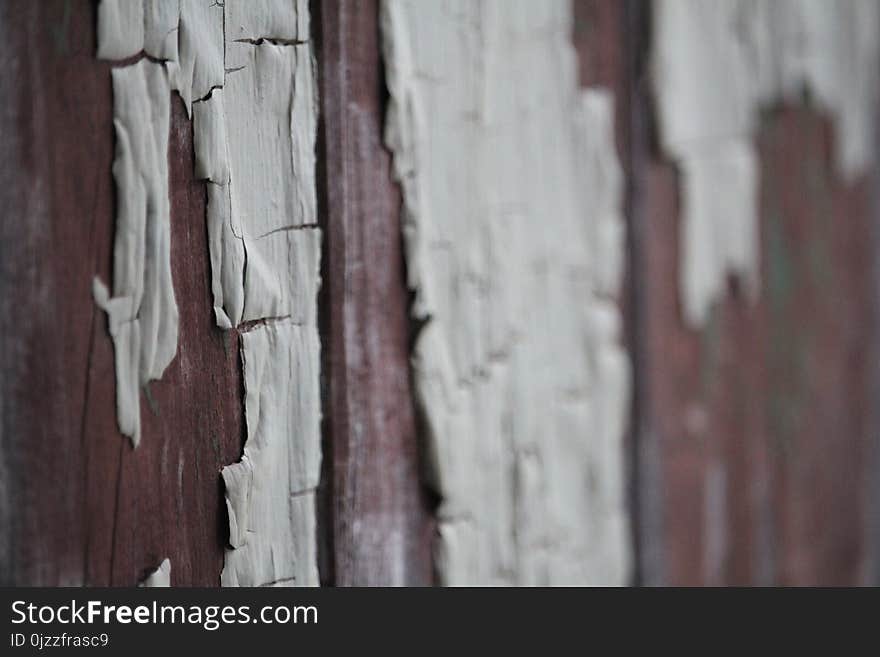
[315,0,435,586]
[0,0,243,586]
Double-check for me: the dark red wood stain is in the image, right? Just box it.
[315,0,435,586]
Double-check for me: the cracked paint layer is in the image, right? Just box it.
[225,0,310,43]
[97,0,180,61]
[98,0,225,114]
[221,321,320,586]
[176,0,226,115]
[212,2,321,588]
[382,0,631,585]
[652,0,880,326]
[96,0,321,587]
[201,35,318,328]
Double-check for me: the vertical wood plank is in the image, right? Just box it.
[0,0,243,586]
[315,0,435,586]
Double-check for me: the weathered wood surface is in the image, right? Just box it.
[0,0,433,588]
[0,0,243,586]
[315,0,435,586]
[1,0,878,587]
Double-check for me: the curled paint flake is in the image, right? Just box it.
[139,558,172,587]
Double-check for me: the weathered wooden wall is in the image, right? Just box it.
[0,0,878,586]
[0,0,434,587]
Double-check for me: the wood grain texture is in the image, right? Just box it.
[0,0,243,586]
[315,0,435,586]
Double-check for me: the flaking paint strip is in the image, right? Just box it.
[93,59,178,447]
[225,0,310,44]
[96,0,322,588]
[381,0,631,585]
[220,320,321,586]
[177,0,226,116]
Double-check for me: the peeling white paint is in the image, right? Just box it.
[200,4,322,588]
[176,0,225,115]
[97,0,180,61]
[382,0,631,585]
[96,0,322,587]
[204,37,319,327]
[93,59,178,447]
[221,321,321,587]
[193,93,230,185]
[139,558,171,587]
[213,3,322,583]
[204,180,244,329]
[652,0,880,326]
[225,0,310,43]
